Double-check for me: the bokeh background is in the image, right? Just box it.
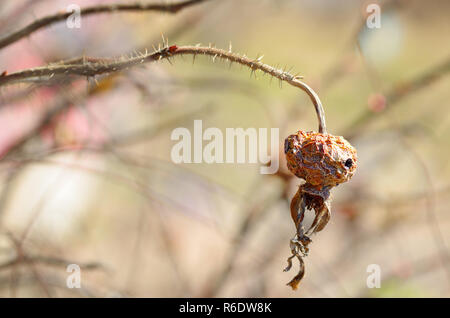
[0,0,449,297]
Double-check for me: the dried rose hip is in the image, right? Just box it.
[284,131,357,188]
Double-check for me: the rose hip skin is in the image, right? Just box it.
[284,131,357,189]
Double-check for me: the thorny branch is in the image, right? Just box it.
[0,0,210,50]
[0,44,327,133]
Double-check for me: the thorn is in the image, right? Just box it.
[212,54,217,63]
[228,41,232,53]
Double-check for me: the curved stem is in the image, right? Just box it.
[0,45,327,133]
[292,80,326,134]
[174,46,327,133]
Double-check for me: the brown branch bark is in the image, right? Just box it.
[0,254,105,271]
[0,0,210,50]
[0,45,327,133]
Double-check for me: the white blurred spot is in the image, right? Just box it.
[359,13,403,65]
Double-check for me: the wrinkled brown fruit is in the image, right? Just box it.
[284,130,357,290]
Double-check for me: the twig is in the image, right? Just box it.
[344,56,450,139]
[356,251,450,297]
[320,0,399,90]
[399,137,450,290]
[0,45,327,133]
[0,254,104,271]
[0,0,210,50]
[0,272,101,297]
[204,182,281,296]
[0,0,47,31]
[0,85,82,160]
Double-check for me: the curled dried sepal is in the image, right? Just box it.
[284,232,309,290]
[290,184,332,237]
[284,253,305,290]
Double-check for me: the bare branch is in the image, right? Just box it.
[0,0,210,50]
[0,254,105,271]
[0,45,327,133]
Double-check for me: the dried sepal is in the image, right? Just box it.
[285,254,305,290]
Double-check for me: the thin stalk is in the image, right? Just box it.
[0,45,327,133]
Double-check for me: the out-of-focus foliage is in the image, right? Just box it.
[0,0,449,297]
